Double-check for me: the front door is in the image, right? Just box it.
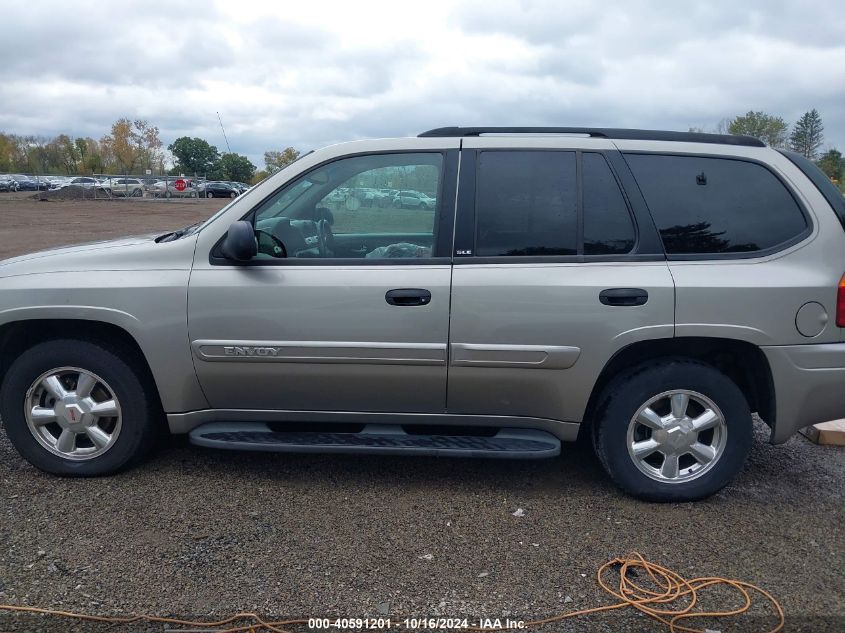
[187,149,458,413]
[447,138,675,426]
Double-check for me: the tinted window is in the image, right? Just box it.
[476,151,577,256]
[583,153,635,254]
[779,149,845,230]
[626,154,807,254]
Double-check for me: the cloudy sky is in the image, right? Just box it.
[1,0,844,166]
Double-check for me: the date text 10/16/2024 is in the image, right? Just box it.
[307,618,527,630]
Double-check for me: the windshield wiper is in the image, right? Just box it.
[157,222,202,243]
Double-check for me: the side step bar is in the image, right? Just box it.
[189,422,560,459]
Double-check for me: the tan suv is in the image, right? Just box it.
[0,126,843,501]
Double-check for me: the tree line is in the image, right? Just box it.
[2,110,842,185]
[0,118,300,184]
[691,108,843,183]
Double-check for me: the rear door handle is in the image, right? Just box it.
[599,288,648,306]
[385,288,432,306]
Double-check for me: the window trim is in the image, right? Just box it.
[209,149,458,266]
[455,148,655,265]
[621,150,814,261]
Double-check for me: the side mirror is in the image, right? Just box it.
[221,221,257,261]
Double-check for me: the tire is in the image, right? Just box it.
[132,188,142,197]
[592,359,752,502]
[165,190,172,198]
[206,191,213,198]
[229,191,237,198]
[0,339,160,476]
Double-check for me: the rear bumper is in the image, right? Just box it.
[762,343,845,443]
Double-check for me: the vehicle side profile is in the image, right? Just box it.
[1,126,844,501]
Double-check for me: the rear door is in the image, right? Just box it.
[446,137,675,426]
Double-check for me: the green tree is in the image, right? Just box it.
[790,109,824,159]
[168,136,220,176]
[728,111,789,148]
[264,147,301,174]
[210,153,256,182]
[817,148,843,181]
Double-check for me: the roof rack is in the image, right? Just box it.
[418,127,766,148]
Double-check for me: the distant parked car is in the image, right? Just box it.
[0,175,18,192]
[68,177,101,190]
[41,176,65,190]
[225,181,251,194]
[149,180,199,198]
[204,182,239,198]
[393,190,435,209]
[10,175,48,191]
[99,178,145,197]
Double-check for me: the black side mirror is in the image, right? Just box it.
[221,220,257,261]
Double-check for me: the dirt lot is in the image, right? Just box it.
[0,199,843,632]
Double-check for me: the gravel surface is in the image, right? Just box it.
[0,199,843,632]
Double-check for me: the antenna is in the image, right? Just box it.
[217,111,232,154]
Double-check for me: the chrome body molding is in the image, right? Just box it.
[191,340,447,365]
[167,408,581,441]
[450,343,581,369]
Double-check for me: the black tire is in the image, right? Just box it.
[0,339,159,476]
[206,191,213,198]
[229,191,237,198]
[592,359,752,502]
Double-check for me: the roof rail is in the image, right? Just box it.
[418,126,766,148]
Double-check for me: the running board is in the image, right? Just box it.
[189,422,560,459]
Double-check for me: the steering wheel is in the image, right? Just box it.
[317,219,334,257]
[255,228,287,258]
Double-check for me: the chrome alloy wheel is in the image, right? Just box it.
[24,367,122,460]
[626,389,727,484]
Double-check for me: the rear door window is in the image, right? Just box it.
[582,153,636,255]
[475,151,577,256]
[625,154,808,255]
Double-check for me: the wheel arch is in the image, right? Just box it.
[0,318,164,416]
[582,336,776,441]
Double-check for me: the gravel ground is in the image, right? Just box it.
[0,199,843,632]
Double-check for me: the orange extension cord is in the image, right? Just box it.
[0,552,785,633]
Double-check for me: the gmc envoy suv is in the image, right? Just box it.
[1,126,844,502]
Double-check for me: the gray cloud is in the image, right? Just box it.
[0,0,843,167]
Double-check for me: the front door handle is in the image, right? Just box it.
[599,288,648,306]
[385,288,431,306]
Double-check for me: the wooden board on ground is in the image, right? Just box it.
[801,419,845,446]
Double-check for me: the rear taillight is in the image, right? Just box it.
[837,274,845,327]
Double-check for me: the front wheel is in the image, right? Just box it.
[206,191,213,198]
[0,339,160,476]
[592,359,752,502]
[229,191,237,198]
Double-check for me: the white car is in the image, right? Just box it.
[67,177,102,190]
[99,178,145,197]
[393,190,436,209]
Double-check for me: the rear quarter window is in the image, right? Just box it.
[625,154,808,256]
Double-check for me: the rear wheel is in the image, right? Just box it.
[0,339,159,476]
[592,359,752,502]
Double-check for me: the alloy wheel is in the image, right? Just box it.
[24,367,122,460]
[626,389,727,483]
